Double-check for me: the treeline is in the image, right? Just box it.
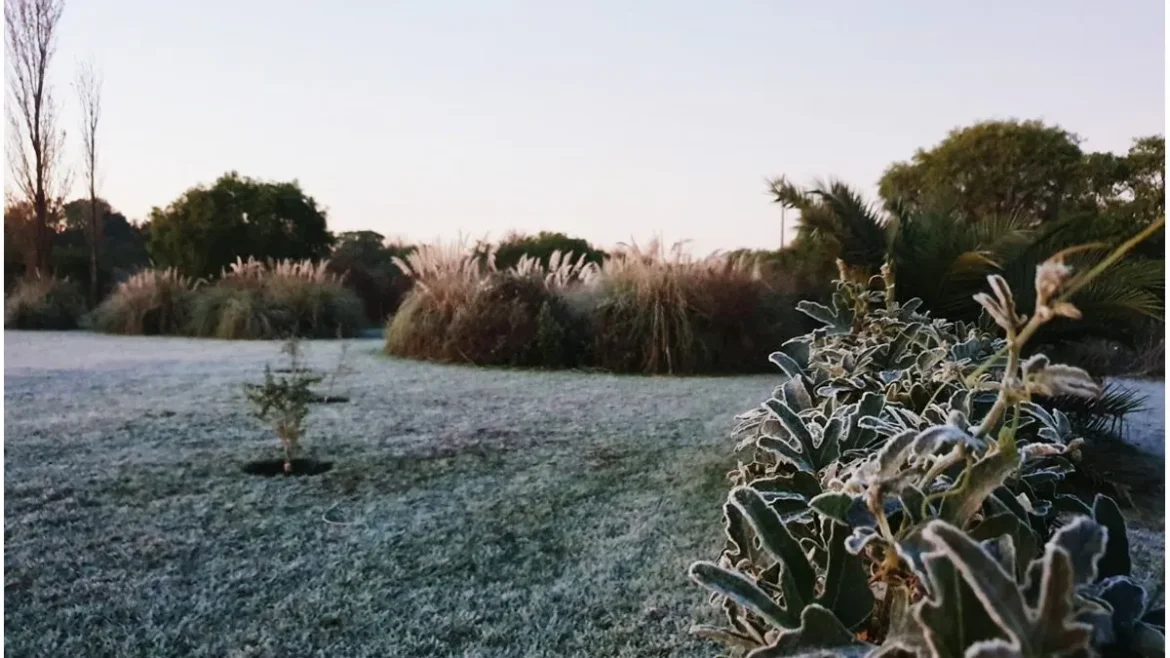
[4,119,1164,375]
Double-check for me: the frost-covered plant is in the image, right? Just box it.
[687,219,1164,657]
[319,337,354,403]
[4,274,86,330]
[244,337,323,472]
[89,267,199,335]
[191,257,363,339]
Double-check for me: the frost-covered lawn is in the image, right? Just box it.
[4,331,1164,657]
[4,331,777,657]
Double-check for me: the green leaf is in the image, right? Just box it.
[921,521,1093,657]
[723,501,753,562]
[812,416,843,468]
[816,518,874,630]
[915,525,1005,658]
[764,398,816,458]
[1092,494,1131,578]
[1097,576,1148,632]
[899,486,927,527]
[1048,516,1107,587]
[770,351,805,379]
[689,561,797,629]
[758,436,813,472]
[747,605,872,658]
[1031,548,1094,655]
[730,486,817,610]
[935,438,1020,527]
[781,376,814,412]
[808,492,852,524]
[751,471,823,500]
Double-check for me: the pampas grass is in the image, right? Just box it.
[586,240,793,374]
[189,257,364,339]
[386,238,799,374]
[89,268,198,335]
[4,275,86,330]
[386,240,588,367]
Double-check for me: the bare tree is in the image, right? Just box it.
[5,0,68,277]
[76,58,101,304]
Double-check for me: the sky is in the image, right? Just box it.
[37,0,1167,254]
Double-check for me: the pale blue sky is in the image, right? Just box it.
[49,0,1164,253]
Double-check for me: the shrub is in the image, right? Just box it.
[189,257,364,339]
[244,337,323,473]
[4,276,86,330]
[386,243,590,367]
[88,268,197,335]
[587,240,799,374]
[686,220,1165,657]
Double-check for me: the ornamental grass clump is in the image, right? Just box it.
[687,219,1164,657]
[587,240,799,374]
[385,241,591,367]
[88,268,198,335]
[4,275,86,330]
[189,257,364,339]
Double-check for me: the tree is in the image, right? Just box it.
[328,230,416,323]
[53,198,149,291]
[75,58,101,304]
[770,177,1161,345]
[491,231,607,270]
[5,0,69,277]
[146,172,335,279]
[878,119,1084,223]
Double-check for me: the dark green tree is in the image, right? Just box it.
[146,172,334,279]
[490,231,607,270]
[328,230,416,323]
[878,119,1085,223]
[53,199,150,293]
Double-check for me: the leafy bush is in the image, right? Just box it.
[588,240,800,374]
[386,243,590,367]
[687,221,1164,657]
[88,268,198,335]
[189,257,364,339]
[4,275,86,330]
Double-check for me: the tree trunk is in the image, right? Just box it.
[88,193,99,305]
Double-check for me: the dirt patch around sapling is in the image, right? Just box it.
[241,458,334,477]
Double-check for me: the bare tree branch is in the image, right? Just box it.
[76,56,101,303]
[5,0,68,277]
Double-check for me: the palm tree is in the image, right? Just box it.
[771,178,1163,343]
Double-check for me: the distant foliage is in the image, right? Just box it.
[688,223,1163,657]
[146,172,334,280]
[189,257,364,339]
[771,174,1164,354]
[588,240,799,374]
[88,267,198,335]
[327,230,416,324]
[4,275,86,330]
[878,119,1086,222]
[490,231,607,270]
[385,241,590,367]
[385,239,803,373]
[51,199,152,296]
